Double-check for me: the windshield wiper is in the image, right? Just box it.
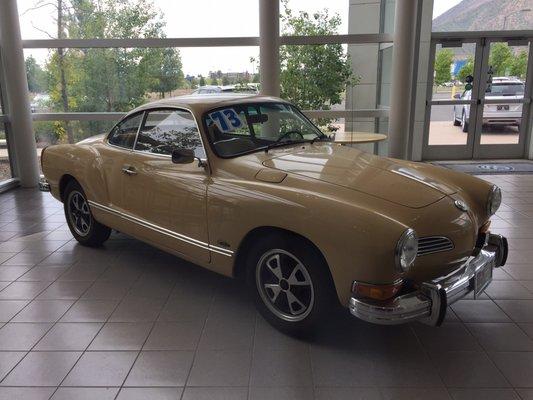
[263,139,310,153]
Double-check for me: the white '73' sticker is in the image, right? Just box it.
[208,109,243,132]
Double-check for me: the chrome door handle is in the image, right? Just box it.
[122,166,137,176]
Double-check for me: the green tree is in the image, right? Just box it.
[145,48,184,98]
[434,49,454,86]
[25,56,47,93]
[199,75,206,86]
[45,0,181,130]
[510,50,528,79]
[489,42,513,76]
[456,56,474,83]
[221,75,230,86]
[279,0,357,110]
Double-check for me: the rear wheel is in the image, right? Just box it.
[453,109,461,126]
[461,110,469,132]
[246,233,335,336]
[64,181,111,246]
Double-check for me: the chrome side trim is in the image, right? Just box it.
[87,200,233,257]
[209,244,234,257]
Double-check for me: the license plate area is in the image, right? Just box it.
[474,262,493,298]
[497,105,510,111]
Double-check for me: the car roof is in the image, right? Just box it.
[492,77,524,84]
[128,93,287,116]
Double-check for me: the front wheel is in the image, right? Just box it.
[246,233,336,336]
[64,181,111,247]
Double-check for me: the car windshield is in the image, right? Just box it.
[486,82,525,96]
[203,102,324,157]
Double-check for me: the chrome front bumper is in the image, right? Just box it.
[38,177,50,192]
[349,233,508,326]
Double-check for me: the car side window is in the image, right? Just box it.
[108,113,143,149]
[134,109,206,158]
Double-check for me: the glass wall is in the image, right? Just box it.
[24,46,260,149]
[8,0,390,178]
[17,0,260,39]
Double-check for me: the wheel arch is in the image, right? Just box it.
[232,226,339,304]
[58,174,79,202]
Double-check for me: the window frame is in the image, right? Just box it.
[106,111,145,151]
[130,107,208,160]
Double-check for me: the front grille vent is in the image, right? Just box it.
[417,236,454,257]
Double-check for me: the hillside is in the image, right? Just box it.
[433,0,533,32]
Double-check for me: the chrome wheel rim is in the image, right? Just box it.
[256,249,314,322]
[67,190,92,237]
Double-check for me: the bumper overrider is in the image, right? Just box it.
[349,233,508,326]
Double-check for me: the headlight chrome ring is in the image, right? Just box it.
[487,185,502,216]
[395,228,418,273]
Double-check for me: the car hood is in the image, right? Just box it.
[262,144,457,209]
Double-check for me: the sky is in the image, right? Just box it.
[433,0,462,19]
[18,0,461,76]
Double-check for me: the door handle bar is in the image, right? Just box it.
[122,166,137,176]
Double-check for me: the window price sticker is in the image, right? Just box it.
[208,108,244,132]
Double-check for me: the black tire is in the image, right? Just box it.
[63,180,111,247]
[453,110,461,126]
[461,110,469,132]
[245,232,336,336]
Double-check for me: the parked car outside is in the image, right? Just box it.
[30,93,51,113]
[40,94,508,334]
[192,83,259,95]
[453,77,524,132]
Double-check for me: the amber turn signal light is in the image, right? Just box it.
[351,280,403,301]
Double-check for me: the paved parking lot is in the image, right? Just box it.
[0,174,533,399]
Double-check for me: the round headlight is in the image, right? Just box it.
[487,185,502,216]
[395,229,418,272]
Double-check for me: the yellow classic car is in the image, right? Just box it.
[40,94,508,334]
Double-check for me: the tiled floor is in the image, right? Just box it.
[0,175,533,400]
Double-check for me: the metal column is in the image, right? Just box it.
[388,0,419,159]
[0,0,39,187]
[259,0,280,97]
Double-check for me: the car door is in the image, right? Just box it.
[88,112,144,238]
[123,108,210,263]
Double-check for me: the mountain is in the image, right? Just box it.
[432,0,533,32]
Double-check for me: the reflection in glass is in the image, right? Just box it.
[135,110,205,158]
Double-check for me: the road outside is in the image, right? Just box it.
[428,91,519,146]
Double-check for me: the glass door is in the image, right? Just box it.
[423,36,533,160]
[473,38,532,159]
[423,39,484,160]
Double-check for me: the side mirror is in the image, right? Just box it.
[453,93,461,99]
[172,148,195,164]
